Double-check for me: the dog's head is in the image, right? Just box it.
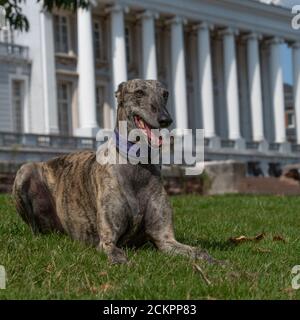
[115,79,173,146]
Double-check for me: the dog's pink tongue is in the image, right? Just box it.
[145,125,161,147]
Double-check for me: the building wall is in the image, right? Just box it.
[1,0,299,150]
[0,27,31,132]
[13,4,45,134]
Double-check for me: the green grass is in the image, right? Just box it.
[1,193,300,300]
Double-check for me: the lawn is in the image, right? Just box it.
[0,193,300,300]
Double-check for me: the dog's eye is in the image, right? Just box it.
[163,91,169,99]
[134,90,145,98]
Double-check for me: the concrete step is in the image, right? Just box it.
[239,176,300,196]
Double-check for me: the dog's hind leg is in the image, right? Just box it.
[12,163,63,234]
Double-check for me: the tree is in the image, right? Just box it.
[0,0,89,31]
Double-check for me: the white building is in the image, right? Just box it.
[0,0,300,175]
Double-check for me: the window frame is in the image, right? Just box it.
[95,81,112,129]
[96,85,104,128]
[93,18,107,63]
[125,24,134,68]
[57,81,73,136]
[11,80,25,133]
[54,14,72,55]
[286,110,295,129]
[9,75,29,133]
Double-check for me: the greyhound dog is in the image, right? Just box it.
[13,79,216,264]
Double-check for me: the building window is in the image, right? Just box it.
[54,15,70,54]
[125,26,131,65]
[93,21,102,60]
[11,80,25,133]
[0,28,14,46]
[96,85,105,128]
[57,82,72,136]
[286,111,295,129]
[93,20,107,62]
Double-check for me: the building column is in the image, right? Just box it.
[139,10,158,80]
[221,28,243,146]
[292,42,300,145]
[40,11,59,134]
[76,7,99,137]
[245,33,265,142]
[108,5,127,98]
[169,17,188,133]
[269,37,286,145]
[196,22,217,142]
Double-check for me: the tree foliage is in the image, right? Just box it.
[0,0,89,31]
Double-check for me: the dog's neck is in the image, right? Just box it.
[113,128,161,170]
[113,128,137,157]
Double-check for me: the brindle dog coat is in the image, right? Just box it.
[13,79,216,264]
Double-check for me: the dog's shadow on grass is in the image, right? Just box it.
[126,238,237,253]
[177,237,236,251]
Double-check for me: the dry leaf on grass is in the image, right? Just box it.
[89,286,99,294]
[282,287,296,298]
[86,284,113,294]
[229,232,265,244]
[254,233,265,241]
[45,264,52,273]
[227,271,241,280]
[100,283,113,293]
[273,235,286,242]
[229,235,248,244]
[282,287,294,293]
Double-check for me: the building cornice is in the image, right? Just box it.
[136,10,159,20]
[112,0,300,42]
[242,32,263,41]
[265,36,284,45]
[219,27,239,37]
[165,16,187,26]
[193,22,214,32]
[104,3,130,15]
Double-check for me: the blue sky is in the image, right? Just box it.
[272,0,298,85]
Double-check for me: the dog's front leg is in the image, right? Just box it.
[96,195,129,264]
[145,190,219,264]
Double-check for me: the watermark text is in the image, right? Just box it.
[292,5,300,30]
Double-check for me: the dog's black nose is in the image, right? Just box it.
[158,114,173,128]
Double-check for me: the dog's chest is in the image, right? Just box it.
[115,165,160,234]
[117,194,146,245]
[122,186,148,225]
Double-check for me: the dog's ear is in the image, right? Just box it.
[115,82,126,107]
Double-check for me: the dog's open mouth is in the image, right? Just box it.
[134,115,162,147]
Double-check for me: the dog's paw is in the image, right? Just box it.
[195,249,227,266]
[109,248,128,265]
[109,255,128,265]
